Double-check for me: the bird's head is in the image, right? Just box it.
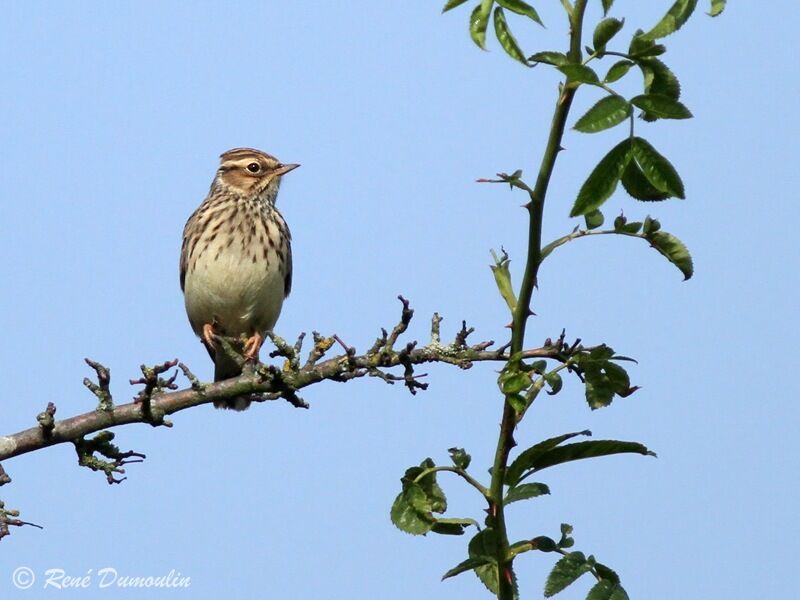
[216,148,299,203]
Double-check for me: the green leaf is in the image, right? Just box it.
[432,517,479,535]
[442,0,470,12]
[709,0,726,17]
[469,528,503,595]
[601,0,615,16]
[604,60,633,83]
[412,459,447,513]
[544,552,592,597]
[574,95,631,133]
[526,440,656,473]
[593,563,621,585]
[490,248,517,313]
[629,30,665,56]
[493,7,529,65]
[569,138,632,217]
[621,159,671,201]
[544,371,563,395]
[500,370,531,394]
[558,64,600,85]
[506,430,592,486]
[442,556,494,581]
[593,18,624,51]
[620,221,642,234]
[640,58,681,99]
[631,93,692,119]
[529,51,568,66]
[390,485,434,535]
[631,137,685,198]
[584,209,604,230]
[642,0,698,40]
[448,447,472,470]
[642,216,661,233]
[470,0,494,50]
[558,522,574,548]
[496,0,543,25]
[587,580,630,600]
[532,535,558,552]
[648,230,694,279]
[504,482,550,504]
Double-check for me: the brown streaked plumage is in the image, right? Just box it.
[180,148,299,410]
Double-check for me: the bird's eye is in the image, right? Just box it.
[246,162,261,173]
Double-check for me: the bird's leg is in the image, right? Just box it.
[243,332,264,362]
[202,322,220,348]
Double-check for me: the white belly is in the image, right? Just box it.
[183,242,285,338]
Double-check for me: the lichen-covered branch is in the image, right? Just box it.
[0,297,579,466]
[0,296,590,539]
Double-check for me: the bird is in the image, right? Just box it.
[180,148,299,410]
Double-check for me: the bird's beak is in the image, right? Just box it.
[274,163,300,176]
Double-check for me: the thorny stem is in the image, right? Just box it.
[489,2,589,598]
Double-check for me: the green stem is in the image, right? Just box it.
[413,466,491,499]
[541,227,647,260]
[489,2,589,599]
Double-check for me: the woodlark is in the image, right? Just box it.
[180,148,298,410]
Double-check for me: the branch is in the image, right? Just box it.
[0,298,575,465]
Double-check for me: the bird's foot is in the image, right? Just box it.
[202,322,221,348]
[243,332,264,363]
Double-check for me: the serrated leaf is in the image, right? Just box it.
[621,221,642,234]
[621,159,671,201]
[504,482,551,504]
[584,209,604,230]
[432,517,479,535]
[648,230,694,279]
[574,95,631,134]
[631,93,692,119]
[642,216,661,233]
[629,31,665,57]
[493,7,529,65]
[528,440,656,473]
[604,361,631,390]
[558,64,600,85]
[587,580,630,600]
[442,0,470,12]
[593,17,624,51]
[604,60,633,83]
[448,447,472,470]
[500,370,531,394]
[570,138,632,216]
[709,0,725,17]
[529,51,568,66]
[642,0,698,40]
[506,430,592,486]
[390,486,434,535]
[544,552,592,597]
[602,0,615,16]
[639,58,681,99]
[470,0,494,50]
[496,0,543,25]
[442,556,495,581]
[631,137,685,198]
[593,563,621,585]
[469,528,502,595]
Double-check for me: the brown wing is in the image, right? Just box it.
[283,238,293,297]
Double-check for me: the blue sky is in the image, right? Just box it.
[1,2,797,598]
